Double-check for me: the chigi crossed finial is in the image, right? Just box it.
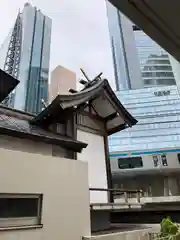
[69,69,103,94]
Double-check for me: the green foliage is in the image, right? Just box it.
[159,217,180,240]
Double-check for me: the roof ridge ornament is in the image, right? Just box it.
[80,68,103,85]
[69,69,103,94]
[80,68,91,83]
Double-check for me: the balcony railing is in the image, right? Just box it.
[89,188,142,204]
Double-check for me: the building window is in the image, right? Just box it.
[153,155,159,167]
[161,155,168,166]
[144,79,151,85]
[0,194,43,228]
[154,90,171,96]
[118,157,143,169]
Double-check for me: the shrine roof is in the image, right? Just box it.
[31,78,137,135]
[0,69,19,103]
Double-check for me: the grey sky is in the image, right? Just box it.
[0,0,116,89]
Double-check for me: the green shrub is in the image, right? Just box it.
[159,217,180,240]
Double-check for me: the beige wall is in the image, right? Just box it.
[0,135,52,155]
[77,130,108,204]
[0,135,70,159]
[49,65,76,102]
[0,145,91,239]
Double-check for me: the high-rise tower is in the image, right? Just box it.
[106,1,176,90]
[106,1,143,90]
[133,26,176,88]
[0,3,52,114]
[49,65,76,103]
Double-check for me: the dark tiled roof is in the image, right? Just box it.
[0,113,87,153]
[0,69,19,103]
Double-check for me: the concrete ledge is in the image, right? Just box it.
[115,196,180,204]
[0,224,43,231]
[90,203,142,211]
[83,227,160,240]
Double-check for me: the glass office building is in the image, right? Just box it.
[106,2,180,197]
[109,86,180,153]
[133,27,176,88]
[0,3,51,114]
[106,1,177,90]
[106,1,143,90]
[109,86,180,198]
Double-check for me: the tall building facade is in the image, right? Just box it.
[109,86,180,153]
[106,1,143,90]
[0,3,52,114]
[106,1,177,90]
[133,27,176,88]
[109,86,180,198]
[49,65,76,103]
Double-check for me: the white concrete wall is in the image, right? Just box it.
[77,130,108,203]
[0,146,91,240]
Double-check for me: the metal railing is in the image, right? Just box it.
[89,188,142,203]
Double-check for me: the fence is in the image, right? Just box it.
[89,187,142,203]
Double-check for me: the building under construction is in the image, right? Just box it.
[0,3,51,114]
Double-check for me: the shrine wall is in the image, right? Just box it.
[77,129,108,203]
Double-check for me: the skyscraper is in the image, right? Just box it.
[133,26,176,88]
[49,65,76,103]
[106,1,176,90]
[106,1,143,90]
[0,3,52,114]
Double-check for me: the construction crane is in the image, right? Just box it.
[2,12,22,107]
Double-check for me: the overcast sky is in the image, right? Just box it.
[0,0,116,89]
